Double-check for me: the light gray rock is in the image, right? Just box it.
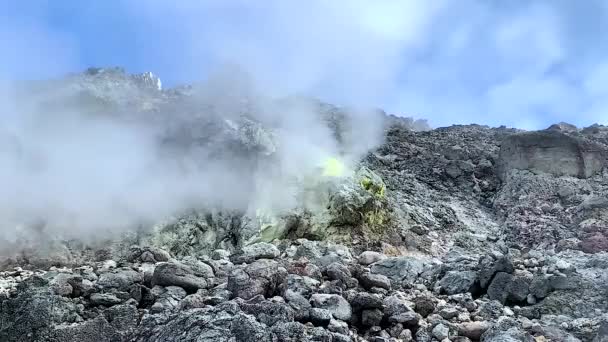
[358,251,386,266]
[359,272,391,290]
[370,257,426,283]
[310,294,352,321]
[432,323,449,340]
[151,262,208,292]
[232,242,280,263]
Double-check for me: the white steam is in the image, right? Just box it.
[0,67,385,252]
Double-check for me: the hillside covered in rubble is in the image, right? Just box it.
[1,69,608,342]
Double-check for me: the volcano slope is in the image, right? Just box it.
[1,69,608,341]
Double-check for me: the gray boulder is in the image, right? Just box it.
[97,268,144,292]
[438,270,478,295]
[358,272,391,290]
[227,259,287,300]
[370,257,426,284]
[151,262,208,292]
[310,294,352,321]
[231,242,280,264]
[309,308,332,327]
[487,272,513,304]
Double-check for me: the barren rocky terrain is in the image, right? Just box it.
[1,69,608,341]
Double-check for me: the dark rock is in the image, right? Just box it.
[413,297,435,317]
[438,270,478,295]
[103,303,139,340]
[271,321,333,341]
[388,311,420,327]
[309,308,332,327]
[529,275,552,299]
[227,259,287,300]
[240,299,295,327]
[350,292,383,311]
[132,304,273,342]
[507,276,530,303]
[361,309,383,326]
[0,282,80,342]
[487,272,513,304]
[324,262,352,283]
[478,256,513,289]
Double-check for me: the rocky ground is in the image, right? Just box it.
[1,69,608,341]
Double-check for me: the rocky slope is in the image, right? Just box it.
[1,69,608,341]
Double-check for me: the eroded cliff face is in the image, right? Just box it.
[497,130,607,180]
[1,70,608,342]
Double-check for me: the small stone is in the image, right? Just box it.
[90,293,124,306]
[232,242,280,263]
[413,297,435,317]
[432,323,449,340]
[457,321,490,340]
[359,273,391,290]
[328,319,350,335]
[555,260,572,271]
[350,292,383,310]
[399,329,413,342]
[358,251,386,265]
[361,309,383,326]
[438,307,459,320]
[526,294,537,305]
[388,312,420,327]
[309,308,332,327]
[310,294,352,321]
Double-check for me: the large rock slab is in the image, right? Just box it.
[370,256,427,284]
[498,131,607,180]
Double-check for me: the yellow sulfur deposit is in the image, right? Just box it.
[322,157,346,177]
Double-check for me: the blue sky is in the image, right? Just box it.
[1,1,608,129]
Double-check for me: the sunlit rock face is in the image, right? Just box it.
[497,130,607,180]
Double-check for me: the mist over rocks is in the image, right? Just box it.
[1,69,608,341]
